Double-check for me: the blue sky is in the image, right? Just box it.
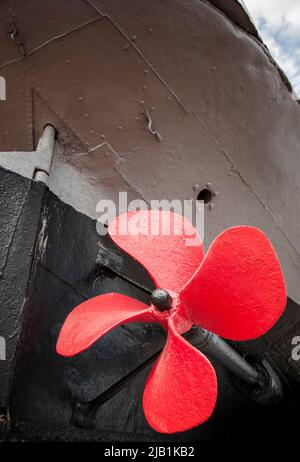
[244,0,300,96]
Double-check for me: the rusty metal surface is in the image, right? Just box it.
[0,1,300,441]
[0,0,300,306]
[208,0,260,39]
[0,0,97,62]
[91,0,300,255]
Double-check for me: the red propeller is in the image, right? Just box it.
[56,210,286,434]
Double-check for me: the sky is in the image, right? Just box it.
[244,0,300,97]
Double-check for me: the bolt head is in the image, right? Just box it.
[151,289,172,312]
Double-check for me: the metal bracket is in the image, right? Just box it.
[0,125,56,185]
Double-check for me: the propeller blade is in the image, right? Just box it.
[57,293,154,357]
[109,210,204,293]
[181,227,287,341]
[143,319,217,433]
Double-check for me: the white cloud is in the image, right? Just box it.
[244,0,300,29]
[244,0,300,96]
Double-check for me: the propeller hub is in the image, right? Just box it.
[151,289,172,312]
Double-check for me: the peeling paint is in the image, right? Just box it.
[143,110,163,142]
